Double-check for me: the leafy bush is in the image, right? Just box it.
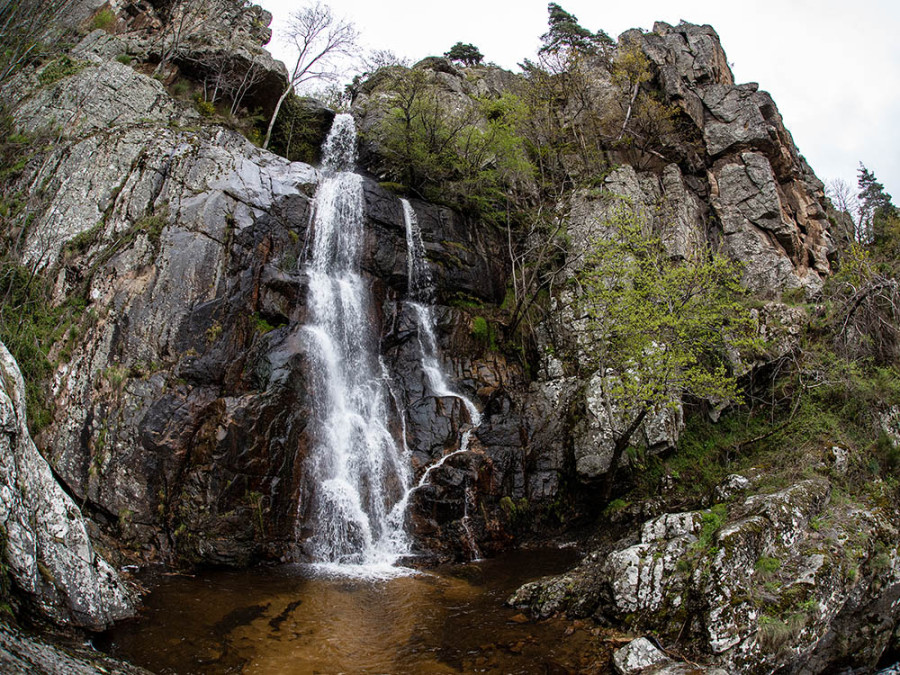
[89,8,117,33]
[363,68,533,224]
[193,95,216,117]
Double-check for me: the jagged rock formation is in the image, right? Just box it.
[0,343,133,630]
[632,22,837,295]
[510,463,900,672]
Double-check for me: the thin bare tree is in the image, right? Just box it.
[262,1,357,150]
[826,177,861,241]
[0,0,78,86]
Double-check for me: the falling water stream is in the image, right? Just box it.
[300,116,483,574]
[300,114,411,575]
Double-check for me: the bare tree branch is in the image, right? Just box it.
[263,1,357,150]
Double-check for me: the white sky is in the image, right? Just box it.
[257,0,900,201]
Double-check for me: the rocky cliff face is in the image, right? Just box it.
[0,9,852,563]
[1,6,897,671]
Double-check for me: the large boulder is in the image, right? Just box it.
[510,472,900,673]
[0,343,134,630]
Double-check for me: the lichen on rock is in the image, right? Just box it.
[0,342,134,630]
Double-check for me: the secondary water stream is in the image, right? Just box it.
[98,548,612,674]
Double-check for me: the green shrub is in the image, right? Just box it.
[171,80,190,98]
[38,56,88,86]
[115,54,132,66]
[755,556,781,576]
[90,8,117,33]
[471,316,489,339]
[697,504,727,550]
[193,95,216,117]
[253,313,275,334]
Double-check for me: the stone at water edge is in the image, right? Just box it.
[0,342,134,630]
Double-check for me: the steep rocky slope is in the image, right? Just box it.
[0,3,896,672]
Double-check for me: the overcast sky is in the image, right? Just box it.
[257,0,900,201]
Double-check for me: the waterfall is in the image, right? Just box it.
[402,199,481,430]
[301,114,411,574]
[400,199,483,559]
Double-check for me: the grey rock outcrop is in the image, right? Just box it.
[0,343,133,630]
[510,473,900,673]
[613,637,672,674]
[633,22,835,295]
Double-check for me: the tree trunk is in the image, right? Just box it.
[263,85,293,150]
[616,81,640,142]
[599,406,648,503]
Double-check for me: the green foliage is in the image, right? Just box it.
[135,205,169,249]
[38,56,88,86]
[0,263,88,433]
[755,556,782,576]
[253,313,275,334]
[365,68,533,224]
[63,221,104,257]
[115,54,132,66]
[470,315,498,351]
[471,316,489,339]
[193,94,216,117]
[444,42,484,66]
[205,320,223,344]
[539,3,613,60]
[697,504,727,550]
[89,8,117,33]
[758,614,804,650]
[170,79,191,98]
[0,1,78,87]
[857,163,896,246]
[576,201,761,434]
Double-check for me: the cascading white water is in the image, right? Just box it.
[401,199,482,430]
[302,114,412,574]
[400,199,483,559]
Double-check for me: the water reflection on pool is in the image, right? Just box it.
[99,547,614,674]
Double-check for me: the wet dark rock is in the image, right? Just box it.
[0,622,150,674]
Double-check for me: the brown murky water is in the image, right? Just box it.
[99,548,614,674]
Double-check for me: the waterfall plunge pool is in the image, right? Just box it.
[97,547,616,674]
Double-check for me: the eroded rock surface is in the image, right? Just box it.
[0,343,133,630]
[632,21,836,295]
[510,473,900,673]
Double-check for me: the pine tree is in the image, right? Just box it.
[538,3,613,58]
[444,42,484,66]
[858,163,896,245]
